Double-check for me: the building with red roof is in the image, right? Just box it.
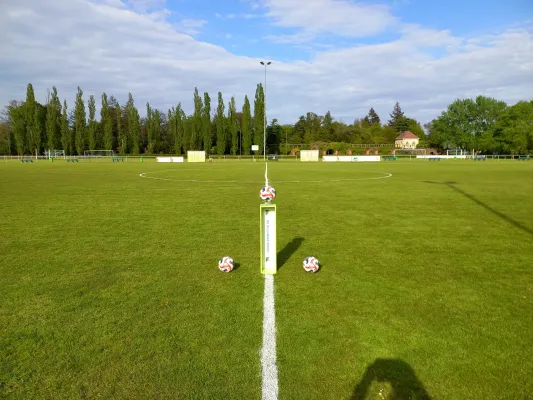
[395,131,420,149]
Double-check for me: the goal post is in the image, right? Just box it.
[46,149,65,159]
[84,150,115,158]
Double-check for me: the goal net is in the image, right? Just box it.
[84,150,115,158]
[45,149,65,159]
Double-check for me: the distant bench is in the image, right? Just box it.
[428,157,440,161]
[473,156,486,161]
[518,155,530,161]
[66,158,79,163]
[383,156,397,161]
[20,158,33,163]
[112,157,124,162]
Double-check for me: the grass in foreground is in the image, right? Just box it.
[1,159,532,399]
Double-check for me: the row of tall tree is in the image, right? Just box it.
[0,84,531,155]
[0,84,267,156]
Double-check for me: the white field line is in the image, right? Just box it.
[261,274,278,400]
[139,172,392,184]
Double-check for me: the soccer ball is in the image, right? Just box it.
[218,256,235,272]
[260,186,276,202]
[303,256,320,273]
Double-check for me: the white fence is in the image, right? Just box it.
[416,155,468,159]
[1,154,531,163]
[323,155,381,162]
[156,156,184,163]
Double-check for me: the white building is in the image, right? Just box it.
[395,131,420,149]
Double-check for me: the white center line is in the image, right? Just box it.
[261,274,279,400]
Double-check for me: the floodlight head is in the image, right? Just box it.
[260,61,264,65]
[267,62,271,65]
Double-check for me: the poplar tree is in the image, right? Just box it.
[126,93,140,154]
[153,109,161,153]
[168,108,176,152]
[46,87,61,150]
[116,101,126,154]
[202,92,211,153]
[175,104,185,154]
[31,103,44,154]
[192,88,202,150]
[24,83,36,154]
[131,107,141,154]
[215,92,226,155]
[61,100,71,154]
[228,96,238,155]
[146,103,154,154]
[74,87,86,154]
[88,95,98,150]
[242,95,252,155]
[253,83,265,154]
[102,93,113,151]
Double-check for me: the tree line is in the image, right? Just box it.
[425,96,533,154]
[0,83,531,155]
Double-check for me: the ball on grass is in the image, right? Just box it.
[218,256,235,272]
[303,256,320,273]
[259,186,276,202]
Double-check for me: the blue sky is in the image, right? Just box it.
[165,0,533,60]
[1,0,532,124]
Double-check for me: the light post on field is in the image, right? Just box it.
[260,61,271,161]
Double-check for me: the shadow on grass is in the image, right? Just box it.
[351,358,432,400]
[233,262,241,271]
[423,181,533,237]
[277,237,304,269]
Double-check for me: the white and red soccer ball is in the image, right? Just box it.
[218,256,234,272]
[303,256,320,273]
[259,186,276,202]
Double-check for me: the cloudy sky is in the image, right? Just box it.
[1,0,532,125]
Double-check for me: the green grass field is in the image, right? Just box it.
[1,158,532,400]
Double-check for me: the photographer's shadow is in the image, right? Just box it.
[351,358,432,400]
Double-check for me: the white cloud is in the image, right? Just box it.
[174,18,207,35]
[261,0,396,41]
[126,0,166,12]
[399,24,462,50]
[0,0,532,126]
[216,12,262,20]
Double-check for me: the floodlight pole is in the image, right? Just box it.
[260,61,271,161]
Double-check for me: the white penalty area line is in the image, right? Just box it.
[139,172,392,184]
[261,274,278,400]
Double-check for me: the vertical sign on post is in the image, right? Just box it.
[260,155,277,274]
[260,203,277,274]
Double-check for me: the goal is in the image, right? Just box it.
[84,150,115,158]
[46,149,65,159]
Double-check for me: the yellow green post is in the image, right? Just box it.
[260,203,277,274]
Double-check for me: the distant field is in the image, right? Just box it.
[1,159,532,400]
